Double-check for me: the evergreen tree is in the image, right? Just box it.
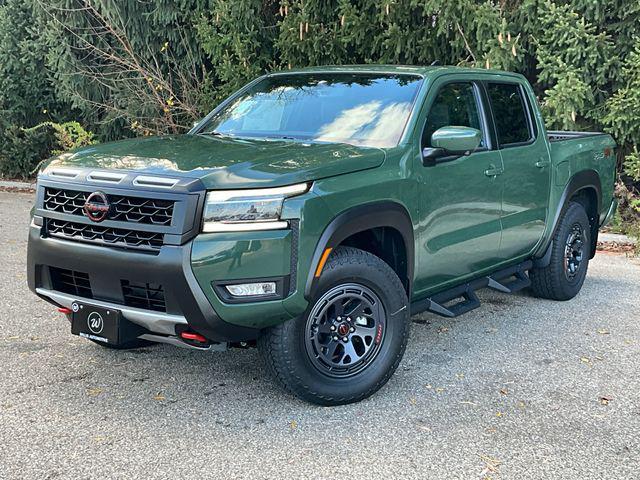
[0,0,64,126]
[1,0,640,194]
[41,0,215,139]
[197,0,280,108]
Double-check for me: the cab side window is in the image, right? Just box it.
[422,82,484,149]
[487,83,533,146]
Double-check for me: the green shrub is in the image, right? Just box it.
[622,148,640,182]
[0,121,96,179]
[44,121,97,155]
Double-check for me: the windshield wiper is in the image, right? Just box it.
[263,135,301,141]
[199,130,233,138]
[201,132,302,142]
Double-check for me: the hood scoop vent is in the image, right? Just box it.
[133,175,179,188]
[87,171,126,184]
[49,168,81,179]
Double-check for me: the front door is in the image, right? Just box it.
[413,80,504,297]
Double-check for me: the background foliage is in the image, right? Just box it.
[0,0,639,219]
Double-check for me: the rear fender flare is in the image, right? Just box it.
[304,202,414,299]
[537,169,601,259]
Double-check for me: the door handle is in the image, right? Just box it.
[535,160,550,168]
[484,165,504,177]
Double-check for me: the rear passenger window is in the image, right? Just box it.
[487,83,533,146]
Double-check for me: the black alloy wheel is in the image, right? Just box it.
[564,223,585,281]
[530,201,591,301]
[304,283,385,378]
[259,247,411,405]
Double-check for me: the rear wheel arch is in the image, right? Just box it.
[304,202,414,299]
[569,186,599,258]
[560,169,602,217]
[538,169,602,261]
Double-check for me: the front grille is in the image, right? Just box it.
[46,219,163,252]
[121,280,166,312]
[44,187,174,226]
[44,188,87,215]
[50,267,93,298]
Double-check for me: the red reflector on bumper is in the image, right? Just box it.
[58,307,72,314]
[180,332,207,343]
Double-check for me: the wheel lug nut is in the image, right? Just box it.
[332,336,338,341]
[342,337,349,342]
[337,316,342,321]
[330,325,336,331]
[349,327,355,333]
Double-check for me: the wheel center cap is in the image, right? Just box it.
[337,323,350,336]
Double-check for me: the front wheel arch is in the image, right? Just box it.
[304,201,414,300]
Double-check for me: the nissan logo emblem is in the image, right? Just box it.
[83,191,110,222]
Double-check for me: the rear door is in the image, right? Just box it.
[485,81,551,259]
[413,79,504,296]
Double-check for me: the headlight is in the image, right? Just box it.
[202,183,309,232]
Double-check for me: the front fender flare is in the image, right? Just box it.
[304,201,414,300]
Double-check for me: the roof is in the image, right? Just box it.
[269,64,523,79]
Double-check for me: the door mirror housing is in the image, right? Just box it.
[432,126,482,153]
[422,126,482,166]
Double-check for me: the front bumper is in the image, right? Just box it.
[27,223,260,343]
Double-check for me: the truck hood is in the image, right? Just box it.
[44,134,385,189]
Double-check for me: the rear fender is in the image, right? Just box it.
[537,169,601,260]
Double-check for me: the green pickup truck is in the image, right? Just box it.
[28,66,617,405]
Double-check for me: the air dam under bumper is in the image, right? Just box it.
[27,222,260,343]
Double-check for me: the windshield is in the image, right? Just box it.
[199,73,423,148]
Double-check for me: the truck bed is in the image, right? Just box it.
[547,130,609,142]
[546,129,616,228]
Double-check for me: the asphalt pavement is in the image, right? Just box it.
[1,190,639,479]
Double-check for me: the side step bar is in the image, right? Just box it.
[411,260,532,318]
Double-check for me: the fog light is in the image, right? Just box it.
[225,282,276,297]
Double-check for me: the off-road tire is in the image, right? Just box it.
[258,247,410,406]
[530,201,591,301]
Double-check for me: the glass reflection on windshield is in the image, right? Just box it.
[200,73,423,148]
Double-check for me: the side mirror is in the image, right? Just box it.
[422,126,482,166]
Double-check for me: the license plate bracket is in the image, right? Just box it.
[71,302,141,345]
